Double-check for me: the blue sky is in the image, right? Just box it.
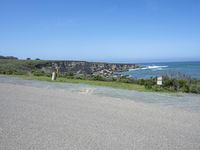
[0,0,200,62]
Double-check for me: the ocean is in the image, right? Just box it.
[122,61,200,79]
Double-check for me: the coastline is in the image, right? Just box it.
[1,59,200,94]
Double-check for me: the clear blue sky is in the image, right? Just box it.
[0,0,200,62]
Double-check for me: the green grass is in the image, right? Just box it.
[0,59,49,75]
[22,75,149,91]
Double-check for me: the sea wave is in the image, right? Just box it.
[129,65,168,71]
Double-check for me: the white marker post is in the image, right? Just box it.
[157,76,163,86]
[51,72,56,81]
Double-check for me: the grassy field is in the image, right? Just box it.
[22,75,149,91]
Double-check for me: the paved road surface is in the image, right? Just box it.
[0,83,200,150]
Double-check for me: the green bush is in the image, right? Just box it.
[92,75,105,81]
[190,85,200,94]
[144,79,155,89]
[138,79,145,85]
[32,70,46,76]
[181,85,190,93]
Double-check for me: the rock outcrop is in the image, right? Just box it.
[35,61,138,76]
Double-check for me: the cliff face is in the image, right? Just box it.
[35,61,137,76]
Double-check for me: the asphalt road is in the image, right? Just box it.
[0,83,200,150]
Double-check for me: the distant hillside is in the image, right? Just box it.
[0,55,18,60]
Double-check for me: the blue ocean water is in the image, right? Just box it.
[123,61,200,79]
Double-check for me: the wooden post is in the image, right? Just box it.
[51,72,57,81]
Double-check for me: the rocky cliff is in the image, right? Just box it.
[35,61,138,76]
[0,57,138,77]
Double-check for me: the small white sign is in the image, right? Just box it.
[157,80,162,85]
[157,76,163,85]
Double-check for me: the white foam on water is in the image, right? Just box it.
[129,65,168,71]
[146,65,168,69]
